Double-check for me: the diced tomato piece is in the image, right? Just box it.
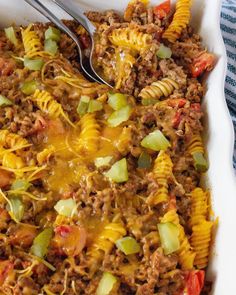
[10,224,37,248]
[0,169,12,188]
[172,111,182,128]
[53,225,87,256]
[80,34,90,49]
[191,52,215,78]
[185,270,205,295]
[154,0,171,19]
[0,260,14,285]
[191,103,201,112]
[47,118,65,135]
[55,225,72,237]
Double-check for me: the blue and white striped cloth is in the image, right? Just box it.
[220,0,236,167]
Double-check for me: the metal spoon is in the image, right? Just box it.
[23,0,111,86]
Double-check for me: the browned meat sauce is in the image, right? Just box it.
[0,1,216,294]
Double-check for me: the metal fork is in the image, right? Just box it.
[23,0,111,86]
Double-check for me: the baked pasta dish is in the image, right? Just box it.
[0,0,216,294]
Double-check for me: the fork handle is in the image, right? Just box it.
[24,0,82,50]
[23,0,103,83]
[52,0,96,36]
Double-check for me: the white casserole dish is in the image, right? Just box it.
[0,0,236,293]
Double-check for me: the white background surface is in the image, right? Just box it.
[0,0,236,294]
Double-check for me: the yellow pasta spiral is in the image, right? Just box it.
[189,188,208,228]
[32,89,74,127]
[0,130,29,150]
[163,0,192,43]
[151,185,169,205]
[149,152,173,205]
[2,152,25,169]
[139,78,179,100]
[87,223,126,271]
[187,134,204,155]
[75,113,100,155]
[109,28,152,52]
[154,151,173,179]
[161,209,196,270]
[190,220,213,269]
[21,24,47,58]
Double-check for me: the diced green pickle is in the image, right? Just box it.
[108,92,127,110]
[24,57,44,71]
[156,43,172,59]
[141,130,170,151]
[0,95,13,107]
[105,158,128,183]
[4,27,18,46]
[96,272,117,295]
[77,96,90,117]
[45,26,61,42]
[158,222,180,255]
[11,179,31,191]
[116,236,141,255]
[192,152,208,172]
[108,105,132,127]
[30,228,53,258]
[88,100,103,113]
[44,39,58,55]
[54,198,77,217]
[21,80,37,95]
[138,152,152,169]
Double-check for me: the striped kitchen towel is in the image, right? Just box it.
[220,0,236,167]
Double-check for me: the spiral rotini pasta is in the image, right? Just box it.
[187,134,204,155]
[161,209,196,270]
[189,188,208,228]
[87,223,126,272]
[139,78,179,100]
[109,28,152,52]
[154,151,173,180]
[1,152,25,169]
[147,151,173,205]
[32,89,74,127]
[190,220,213,269]
[21,24,47,58]
[75,113,100,155]
[163,0,192,43]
